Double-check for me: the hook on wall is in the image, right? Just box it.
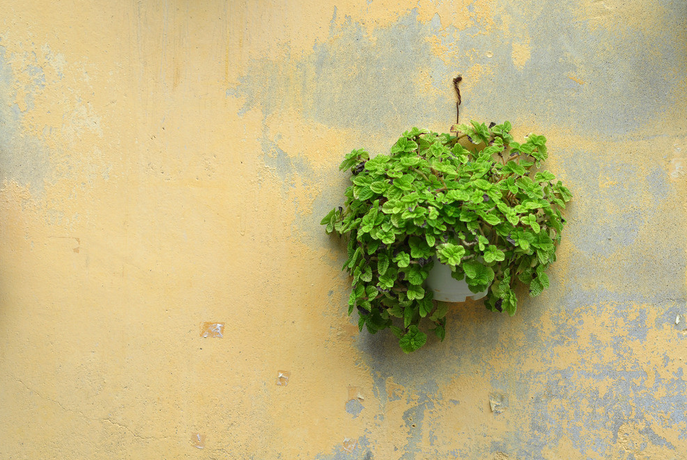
[452,75,462,124]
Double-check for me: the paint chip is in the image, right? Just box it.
[568,75,585,85]
[347,386,364,402]
[200,322,224,338]
[276,370,290,386]
[489,392,509,414]
[190,433,205,449]
[670,158,685,179]
[342,438,357,453]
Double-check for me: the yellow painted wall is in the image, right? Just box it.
[1,1,686,458]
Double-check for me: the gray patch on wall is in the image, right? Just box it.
[0,45,51,196]
[345,399,364,418]
[230,9,452,155]
[259,128,315,190]
[229,4,686,147]
[399,396,434,460]
[561,145,687,303]
[314,435,373,460]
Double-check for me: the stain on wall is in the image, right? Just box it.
[1,1,686,459]
[0,45,51,195]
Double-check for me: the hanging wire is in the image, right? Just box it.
[452,75,462,124]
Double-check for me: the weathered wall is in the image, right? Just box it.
[1,1,686,458]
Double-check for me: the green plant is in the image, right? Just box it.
[321,121,572,353]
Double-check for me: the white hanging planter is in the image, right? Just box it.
[425,258,488,302]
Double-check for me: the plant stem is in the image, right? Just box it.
[429,168,447,188]
[413,168,431,183]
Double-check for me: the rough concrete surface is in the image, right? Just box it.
[0,1,686,458]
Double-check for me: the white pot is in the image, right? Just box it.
[425,259,488,302]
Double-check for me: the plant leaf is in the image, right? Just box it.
[433,325,446,341]
[390,325,404,339]
[429,302,449,321]
[403,305,414,328]
[407,265,426,285]
[399,325,427,353]
[484,245,506,263]
[407,284,426,300]
[355,186,374,201]
[393,252,410,268]
[483,212,501,226]
[370,180,389,194]
[463,261,494,285]
[529,277,544,297]
[377,253,390,276]
[418,297,433,317]
[437,243,466,266]
[393,174,414,190]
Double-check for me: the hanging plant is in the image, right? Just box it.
[321,119,572,353]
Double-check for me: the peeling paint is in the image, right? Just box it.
[200,322,224,338]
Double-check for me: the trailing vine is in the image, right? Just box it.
[322,121,572,353]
